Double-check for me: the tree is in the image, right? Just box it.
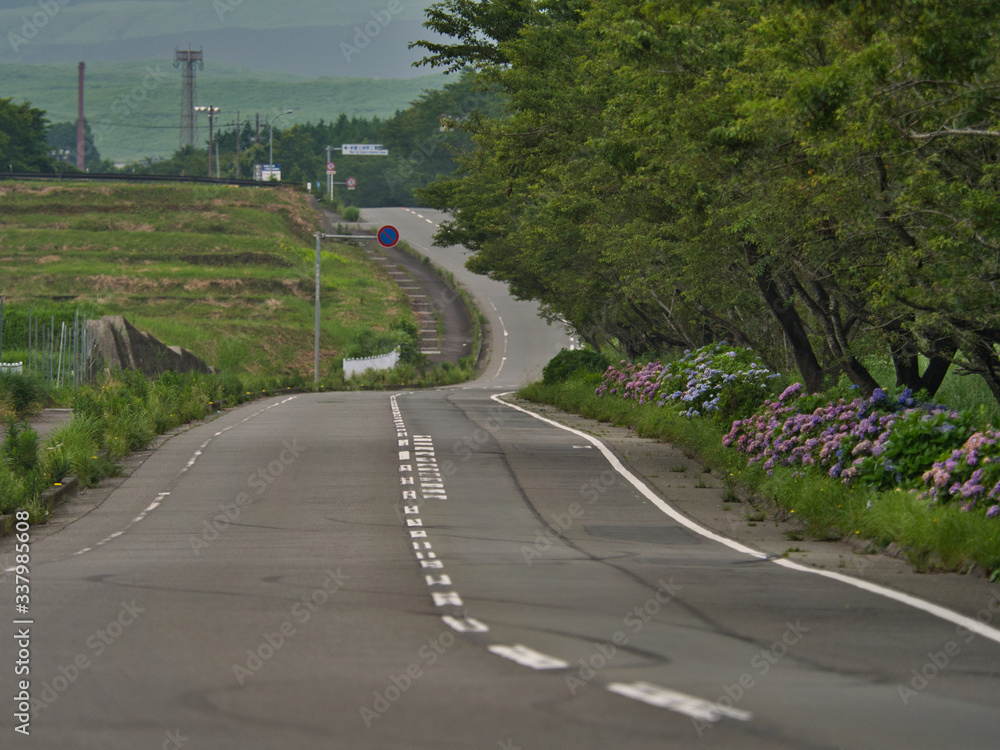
[0,98,53,172]
[47,120,102,171]
[414,0,1000,405]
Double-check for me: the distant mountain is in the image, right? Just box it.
[1,60,445,163]
[0,0,446,78]
[0,0,454,163]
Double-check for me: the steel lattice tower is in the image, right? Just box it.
[174,48,204,150]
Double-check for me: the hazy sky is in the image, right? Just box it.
[0,0,446,78]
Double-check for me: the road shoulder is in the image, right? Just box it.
[505,395,1000,621]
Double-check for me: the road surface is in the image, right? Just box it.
[2,207,998,749]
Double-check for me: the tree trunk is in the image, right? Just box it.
[744,243,825,393]
[889,334,953,397]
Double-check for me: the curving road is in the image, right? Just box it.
[2,207,998,749]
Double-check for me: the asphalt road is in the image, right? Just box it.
[2,208,998,749]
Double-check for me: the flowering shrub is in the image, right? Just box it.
[595,361,665,404]
[723,385,994,511]
[595,343,778,419]
[655,344,778,419]
[920,429,1000,517]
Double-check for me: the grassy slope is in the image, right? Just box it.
[0,180,410,381]
[1,61,445,163]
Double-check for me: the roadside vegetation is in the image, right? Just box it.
[0,181,475,385]
[415,1,1000,410]
[0,181,479,522]
[0,369,277,521]
[522,346,1000,580]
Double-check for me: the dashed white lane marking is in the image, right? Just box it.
[442,615,490,633]
[488,644,569,670]
[493,315,509,378]
[69,491,170,558]
[608,682,752,723]
[391,394,482,634]
[61,396,298,560]
[493,393,1000,647]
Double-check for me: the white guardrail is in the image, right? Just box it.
[0,361,23,375]
[343,349,400,379]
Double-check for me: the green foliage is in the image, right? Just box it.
[416,0,1000,407]
[0,467,36,515]
[346,318,425,367]
[542,348,610,385]
[1,418,39,474]
[47,120,101,171]
[857,409,976,491]
[341,206,361,222]
[0,373,47,419]
[0,97,53,172]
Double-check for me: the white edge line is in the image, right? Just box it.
[492,393,1000,647]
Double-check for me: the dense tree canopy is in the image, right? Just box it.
[0,98,53,172]
[47,120,103,171]
[120,74,489,209]
[413,0,1000,403]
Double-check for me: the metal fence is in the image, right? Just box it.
[0,301,97,387]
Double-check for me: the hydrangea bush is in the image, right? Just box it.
[724,383,999,516]
[596,343,778,419]
[921,429,1000,517]
[595,361,665,404]
[654,344,778,419]
[592,343,1000,519]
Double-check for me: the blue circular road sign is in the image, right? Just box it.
[377,225,400,248]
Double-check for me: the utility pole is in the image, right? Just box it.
[195,105,220,177]
[76,62,85,171]
[325,145,335,201]
[234,110,241,179]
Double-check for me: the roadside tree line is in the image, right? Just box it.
[413,0,1000,403]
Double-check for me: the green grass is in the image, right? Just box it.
[0,180,417,382]
[520,375,1000,576]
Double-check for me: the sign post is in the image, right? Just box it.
[312,226,402,383]
[323,145,387,201]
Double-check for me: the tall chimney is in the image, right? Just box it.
[77,61,85,171]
